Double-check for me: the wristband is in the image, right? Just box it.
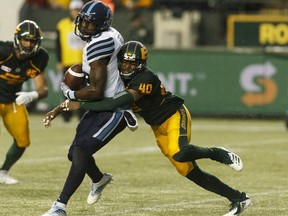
[67,91,76,100]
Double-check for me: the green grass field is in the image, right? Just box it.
[0,114,287,216]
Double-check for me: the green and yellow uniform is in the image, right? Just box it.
[0,41,48,147]
[81,67,195,176]
[127,68,194,176]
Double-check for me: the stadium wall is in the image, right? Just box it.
[0,0,23,41]
[23,48,288,118]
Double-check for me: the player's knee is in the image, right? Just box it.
[172,145,192,162]
[71,146,90,163]
[16,139,30,148]
[173,151,185,162]
[67,152,73,162]
[173,160,194,176]
[67,145,74,161]
[175,165,192,176]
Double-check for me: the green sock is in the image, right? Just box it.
[186,166,243,201]
[1,141,26,171]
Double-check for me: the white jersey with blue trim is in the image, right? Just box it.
[82,27,125,97]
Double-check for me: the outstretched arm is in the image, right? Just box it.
[43,104,65,128]
[63,90,136,112]
[44,90,138,128]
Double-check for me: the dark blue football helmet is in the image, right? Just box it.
[74,1,113,41]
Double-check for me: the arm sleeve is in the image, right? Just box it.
[80,90,135,111]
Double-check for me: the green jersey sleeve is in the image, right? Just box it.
[80,90,134,111]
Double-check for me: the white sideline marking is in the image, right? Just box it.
[94,198,224,215]
[20,136,286,164]
[221,138,287,147]
[20,146,159,164]
[93,189,288,215]
[193,124,286,132]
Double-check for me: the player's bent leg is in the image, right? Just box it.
[172,144,213,162]
[186,166,245,202]
[186,167,252,215]
[77,111,126,205]
[172,145,243,172]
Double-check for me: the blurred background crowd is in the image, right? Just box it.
[18,0,288,49]
[1,0,288,120]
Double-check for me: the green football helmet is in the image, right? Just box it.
[14,20,43,55]
[118,41,148,80]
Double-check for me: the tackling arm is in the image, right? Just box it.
[80,90,135,111]
[63,90,136,112]
[44,90,137,127]
[43,105,64,128]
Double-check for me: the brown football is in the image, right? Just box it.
[63,64,86,91]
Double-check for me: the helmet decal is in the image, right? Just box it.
[124,52,136,61]
[140,47,148,61]
[86,1,99,13]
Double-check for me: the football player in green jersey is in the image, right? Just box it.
[0,20,49,184]
[45,41,251,216]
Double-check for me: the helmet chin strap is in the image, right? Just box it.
[137,63,143,70]
[14,36,38,56]
[21,47,32,54]
[19,45,37,56]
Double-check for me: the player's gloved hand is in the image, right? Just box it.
[15,91,39,105]
[61,82,76,100]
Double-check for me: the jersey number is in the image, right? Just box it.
[139,83,152,94]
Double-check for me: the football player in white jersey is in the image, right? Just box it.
[42,1,136,215]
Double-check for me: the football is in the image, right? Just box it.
[63,64,86,91]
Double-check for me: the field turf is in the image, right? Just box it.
[0,114,287,216]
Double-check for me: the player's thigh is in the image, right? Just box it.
[2,104,30,147]
[70,111,126,156]
[152,116,181,156]
[165,106,192,155]
[153,128,194,176]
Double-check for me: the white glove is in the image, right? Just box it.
[61,82,76,100]
[15,91,39,105]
